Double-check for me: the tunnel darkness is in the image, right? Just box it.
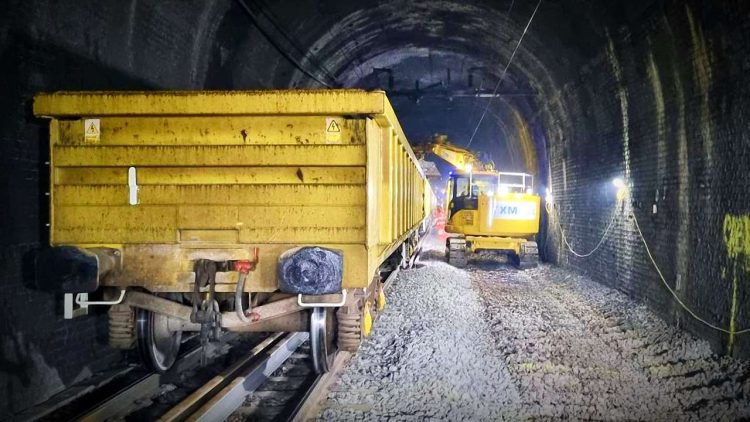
[1,0,749,416]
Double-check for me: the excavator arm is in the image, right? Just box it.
[414,134,495,172]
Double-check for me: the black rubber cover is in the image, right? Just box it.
[278,247,343,295]
[33,246,99,293]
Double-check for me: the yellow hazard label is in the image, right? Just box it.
[325,117,342,143]
[84,118,100,143]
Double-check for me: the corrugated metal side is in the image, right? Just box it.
[365,118,428,278]
[51,115,367,246]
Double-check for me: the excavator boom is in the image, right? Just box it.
[414,134,495,172]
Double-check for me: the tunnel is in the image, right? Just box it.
[1,0,749,419]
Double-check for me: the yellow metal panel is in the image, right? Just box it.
[239,227,364,244]
[55,185,366,206]
[54,204,366,244]
[466,236,524,254]
[447,210,479,234]
[237,206,364,229]
[54,206,177,243]
[53,144,365,166]
[373,98,425,179]
[365,119,380,249]
[178,206,239,229]
[478,194,540,238]
[179,229,239,244]
[57,116,367,146]
[56,166,365,185]
[34,90,386,117]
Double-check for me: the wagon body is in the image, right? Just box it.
[34,90,429,295]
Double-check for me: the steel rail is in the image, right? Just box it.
[288,351,351,422]
[159,331,309,422]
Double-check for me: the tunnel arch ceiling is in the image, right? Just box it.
[219,0,613,184]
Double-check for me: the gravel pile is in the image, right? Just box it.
[317,258,521,420]
[471,264,750,421]
[316,237,749,421]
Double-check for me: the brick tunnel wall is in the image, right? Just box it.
[541,0,750,359]
[1,0,749,416]
[0,0,269,416]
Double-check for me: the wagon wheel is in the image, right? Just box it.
[310,307,337,374]
[136,298,182,372]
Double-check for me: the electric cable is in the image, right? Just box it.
[248,0,341,86]
[549,201,620,258]
[549,194,748,335]
[467,0,542,147]
[631,211,750,335]
[236,0,333,88]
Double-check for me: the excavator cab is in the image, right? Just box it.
[446,171,497,219]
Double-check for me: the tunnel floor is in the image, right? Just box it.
[316,236,750,421]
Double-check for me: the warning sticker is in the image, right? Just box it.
[84,119,100,143]
[325,117,342,143]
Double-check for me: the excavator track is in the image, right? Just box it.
[516,241,539,269]
[446,238,468,268]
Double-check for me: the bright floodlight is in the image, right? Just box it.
[612,177,626,189]
[465,163,473,172]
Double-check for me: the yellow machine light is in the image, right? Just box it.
[363,302,373,337]
[456,163,464,171]
[612,177,626,189]
[464,163,473,173]
[377,286,386,311]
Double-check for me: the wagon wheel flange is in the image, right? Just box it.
[310,307,337,374]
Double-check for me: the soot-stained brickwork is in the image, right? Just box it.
[0,0,239,416]
[541,1,750,359]
[1,0,749,417]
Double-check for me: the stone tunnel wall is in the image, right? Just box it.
[0,0,253,416]
[1,0,749,417]
[540,0,750,359]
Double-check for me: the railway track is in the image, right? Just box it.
[162,332,307,422]
[21,331,347,422]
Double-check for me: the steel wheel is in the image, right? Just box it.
[136,308,182,372]
[310,307,337,374]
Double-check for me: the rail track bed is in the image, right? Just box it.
[24,331,341,422]
[316,248,750,421]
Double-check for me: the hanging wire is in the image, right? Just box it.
[248,0,342,86]
[631,211,750,335]
[550,201,620,258]
[236,0,334,88]
[549,192,749,335]
[467,0,543,147]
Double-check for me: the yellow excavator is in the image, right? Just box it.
[415,135,540,268]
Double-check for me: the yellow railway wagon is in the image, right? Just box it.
[33,90,430,373]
